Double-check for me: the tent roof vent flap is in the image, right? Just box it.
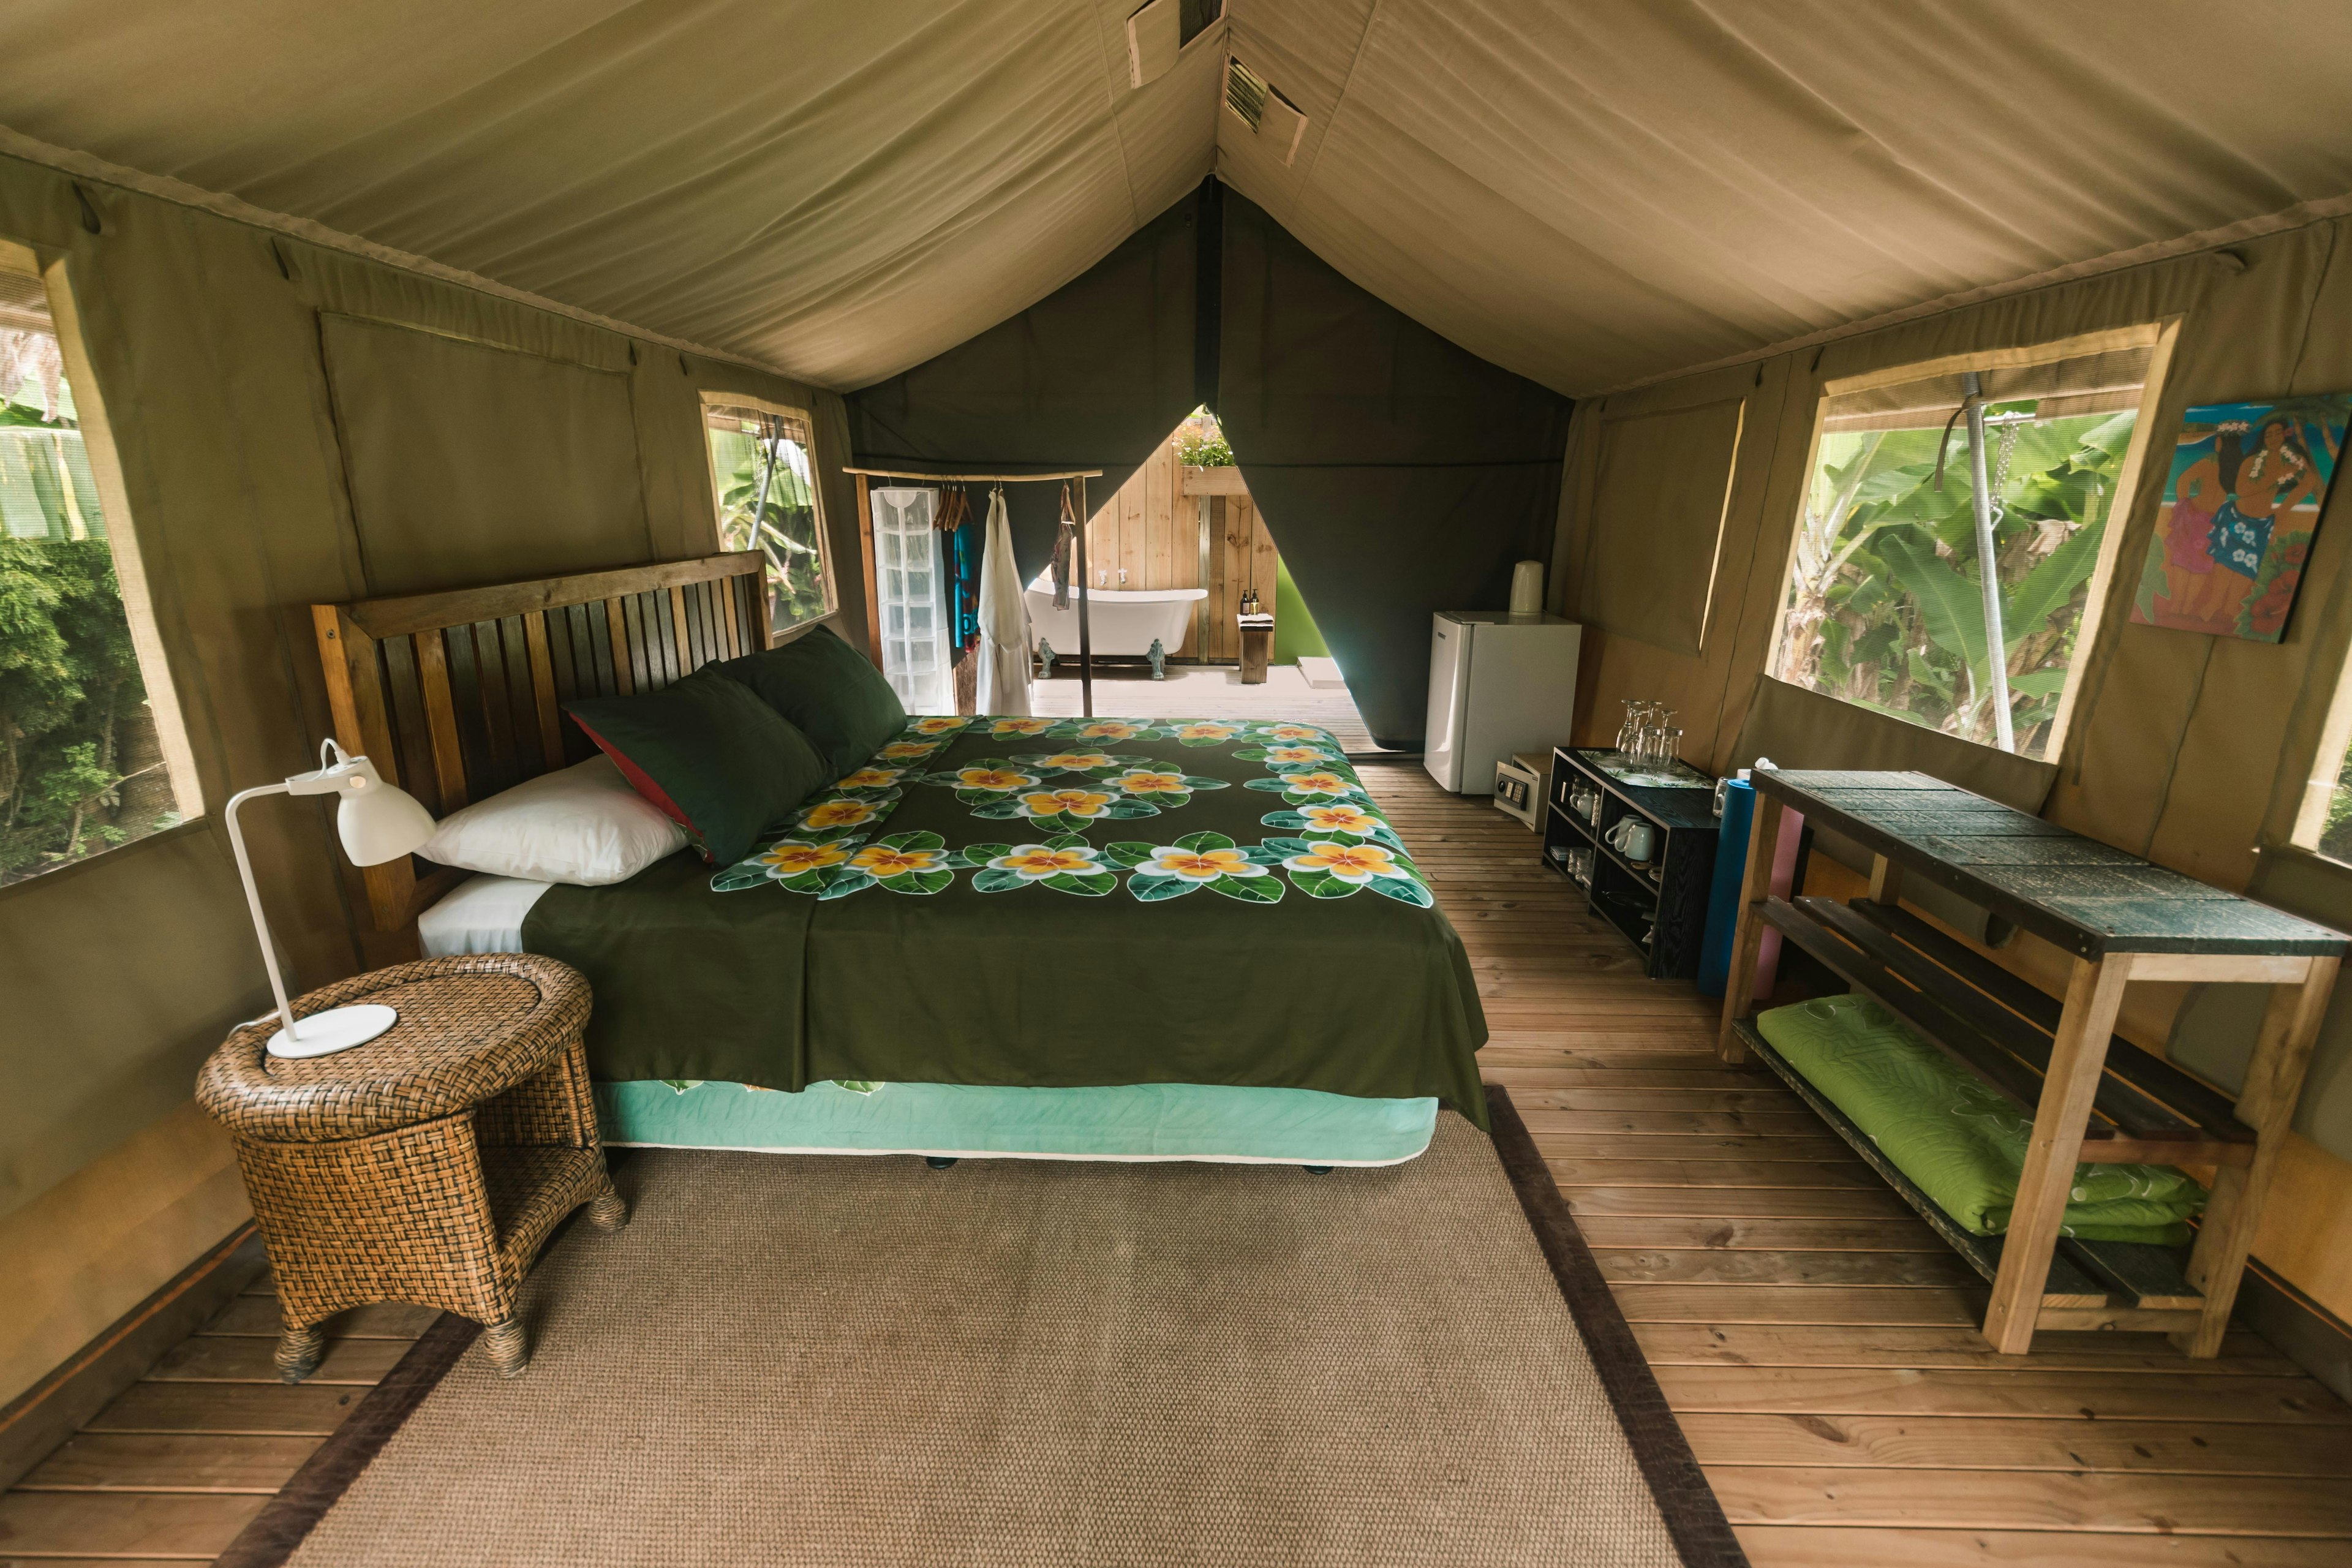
[1225,56,1306,165]
[1129,0,1181,88]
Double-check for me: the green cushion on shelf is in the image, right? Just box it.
[566,670,829,865]
[1755,992,2206,1245]
[714,624,908,779]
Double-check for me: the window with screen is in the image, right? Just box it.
[1770,331,2165,760]
[702,396,833,636]
[1,247,197,885]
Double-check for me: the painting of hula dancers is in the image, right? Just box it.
[2133,395,2352,641]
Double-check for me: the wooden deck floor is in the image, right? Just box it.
[1030,661,1393,755]
[8,761,2349,1564]
[0,1275,433,1562]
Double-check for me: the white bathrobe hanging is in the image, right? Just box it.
[975,486,1032,715]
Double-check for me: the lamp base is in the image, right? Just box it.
[267,1003,398,1060]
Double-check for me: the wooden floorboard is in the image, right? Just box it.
[1736,1526,2352,1566]
[1353,761,2352,1561]
[2,1291,429,1561]
[7,758,2342,1563]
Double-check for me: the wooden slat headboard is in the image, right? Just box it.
[314,552,771,932]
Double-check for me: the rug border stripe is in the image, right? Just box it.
[1485,1083,1749,1568]
[210,1313,479,1568]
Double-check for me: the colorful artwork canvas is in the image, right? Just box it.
[2132,396,2352,641]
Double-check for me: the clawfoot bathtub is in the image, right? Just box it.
[1027,578,1206,679]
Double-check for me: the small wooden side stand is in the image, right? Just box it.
[1716,769,2345,1358]
[1237,614,1273,684]
[1232,616,1270,682]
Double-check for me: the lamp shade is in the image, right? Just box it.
[334,765,437,866]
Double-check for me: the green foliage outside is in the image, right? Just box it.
[1175,405,1232,467]
[1777,404,2138,759]
[0,442,170,881]
[2321,750,2352,864]
[708,417,830,630]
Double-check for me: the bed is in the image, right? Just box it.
[315,554,1487,1167]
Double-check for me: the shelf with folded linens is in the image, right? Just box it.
[1717,766,2347,1357]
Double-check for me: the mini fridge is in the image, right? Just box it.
[1422,612,1582,793]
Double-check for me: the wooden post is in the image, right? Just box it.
[746,558,773,650]
[1195,494,1212,659]
[854,472,882,666]
[1980,954,2133,1354]
[1868,853,1904,906]
[2175,954,2340,1357]
[1076,475,1093,719]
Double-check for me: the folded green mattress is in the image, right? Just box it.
[1755,993,2206,1245]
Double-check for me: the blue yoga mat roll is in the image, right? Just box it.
[1697,778,1754,998]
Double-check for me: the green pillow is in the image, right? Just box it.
[565,670,827,865]
[714,624,907,778]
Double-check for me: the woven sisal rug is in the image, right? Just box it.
[239,1091,1738,1567]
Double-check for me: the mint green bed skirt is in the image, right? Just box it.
[595,1079,1440,1166]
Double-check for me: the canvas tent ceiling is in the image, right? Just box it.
[4,2,2351,396]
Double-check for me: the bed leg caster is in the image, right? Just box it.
[275,1324,326,1384]
[925,1156,959,1170]
[1302,1165,1334,1175]
[1037,639,1056,679]
[1148,638,1166,679]
[482,1317,530,1378]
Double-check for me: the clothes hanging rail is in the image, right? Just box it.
[841,468,1103,481]
[843,467,1104,717]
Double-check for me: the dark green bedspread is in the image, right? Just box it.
[523,714,1489,1126]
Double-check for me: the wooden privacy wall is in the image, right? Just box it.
[1079,442,1279,662]
[313,552,769,931]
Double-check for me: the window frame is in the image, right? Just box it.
[696,390,835,644]
[1763,320,2180,763]
[0,236,202,890]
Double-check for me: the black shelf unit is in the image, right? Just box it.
[1539,746,1720,979]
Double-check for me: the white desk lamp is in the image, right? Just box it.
[228,739,437,1059]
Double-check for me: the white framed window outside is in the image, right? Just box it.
[701,394,834,637]
[0,239,200,886]
[869,487,950,713]
[1767,324,2177,761]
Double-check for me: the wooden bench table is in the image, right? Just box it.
[1717,769,2345,1357]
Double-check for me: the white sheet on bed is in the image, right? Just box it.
[417,873,554,957]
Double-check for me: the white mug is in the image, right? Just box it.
[1609,818,1656,862]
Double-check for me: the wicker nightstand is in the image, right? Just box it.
[196,954,624,1381]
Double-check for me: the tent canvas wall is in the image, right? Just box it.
[846,179,1569,748]
[0,159,866,1406]
[1552,215,2352,1325]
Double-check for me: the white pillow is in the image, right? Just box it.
[419,755,687,886]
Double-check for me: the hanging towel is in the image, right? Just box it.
[933,486,981,651]
[977,486,1032,715]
